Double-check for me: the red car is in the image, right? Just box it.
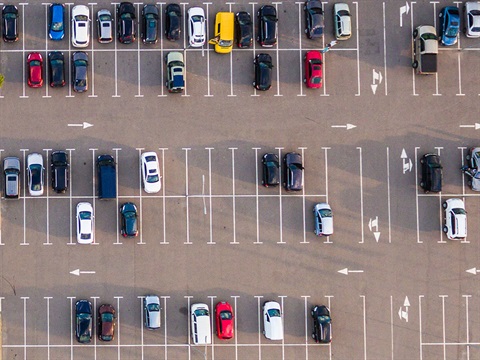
[215,301,234,340]
[27,52,43,88]
[304,50,322,88]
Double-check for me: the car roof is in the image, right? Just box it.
[4,157,20,170]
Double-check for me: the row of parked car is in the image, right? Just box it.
[75,297,332,344]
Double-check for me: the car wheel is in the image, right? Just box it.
[412,61,418,69]
[466,154,471,161]
[439,12,442,18]
[420,158,424,164]
[468,180,472,186]
[442,202,447,208]
[412,29,418,38]
[311,333,316,339]
[420,182,424,187]
[311,310,314,317]
[443,226,448,233]
[305,28,308,33]
[303,78,307,83]
[252,81,256,87]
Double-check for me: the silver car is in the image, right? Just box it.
[143,295,161,329]
[3,157,20,199]
[333,3,351,40]
[27,153,44,197]
[464,147,480,191]
[464,2,480,38]
[97,9,113,43]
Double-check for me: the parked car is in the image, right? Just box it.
[48,51,65,87]
[49,3,65,40]
[283,152,303,191]
[98,304,115,341]
[262,153,280,187]
[141,152,161,193]
[304,50,322,88]
[263,301,283,340]
[313,203,333,236]
[97,154,116,199]
[412,25,438,75]
[2,5,18,42]
[311,305,332,343]
[188,7,206,47]
[191,303,211,345]
[51,151,69,193]
[420,154,442,193]
[443,198,467,240]
[27,153,44,196]
[72,51,88,93]
[27,52,43,88]
[439,6,460,46]
[71,5,90,47]
[253,53,273,91]
[144,295,161,329]
[97,9,113,43]
[464,2,480,38]
[304,0,324,39]
[75,300,93,343]
[120,202,138,237]
[464,147,480,191]
[215,301,234,340]
[3,157,20,199]
[76,202,94,244]
[142,4,159,44]
[165,51,185,93]
[333,3,352,40]
[257,5,277,47]
[235,11,252,48]
[118,2,136,44]
[165,3,181,41]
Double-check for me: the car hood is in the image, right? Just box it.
[321,217,333,235]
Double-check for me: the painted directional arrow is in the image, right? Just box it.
[331,124,356,130]
[398,296,410,322]
[401,148,413,173]
[460,123,480,130]
[338,268,364,275]
[70,269,96,276]
[399,2,410,27]
[466,267,480,275]
[68,122,93,129]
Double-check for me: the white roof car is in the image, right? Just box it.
[27,153,44,196]
[97,9,113,43]
[191,303,211,345]
[443,198,467,240]
[143,295,161,329]
[188,7,206,47]
[72,5,90,48]
[333,3,351,40]
[313,203,333,236]
[263,301,284,341]
[141,152,161,193]
[464,2,480,38]
[76,202,94,244]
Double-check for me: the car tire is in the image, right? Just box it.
[305,28,308,33]
[420,158,424,164]
[466,154,471,161]
[442,202,447,208]
[252,81,256,87]
[439,12,442,18]
[311,333,316,339]
[412,61,418,69]
[468,180,472,186]
[412,29,418,38]
[443,226,448,233]
[303,78,306,83]
[420,182,424,187]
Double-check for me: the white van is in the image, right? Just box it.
[191,303,211,345]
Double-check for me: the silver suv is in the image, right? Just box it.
[165,52,185,93]
[3,157,20,199]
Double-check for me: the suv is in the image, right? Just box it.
[51,151,69,193]
[420,154,442,193]
[257,5,277,47]
[117,2,136,44]
[311,305,332,343]
[165,52,185,93]
[443,198,467,240]
[283,152,304,191]
[3,157,20,199]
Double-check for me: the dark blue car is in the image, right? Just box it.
[49,3,65,40]
[439,6,460,46]
[75,300,92,343]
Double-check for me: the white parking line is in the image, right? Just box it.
[181,3,189,97]
[44,149,52,245]
[114,296,123,360]
[459,147,467,197]
[231,295,239,360]
[66,4,74,98]
[322,147,332,244]
[113,5,120,98]
[390,296,393,360]
[230,147,238,244]
[138,295,145,360]
[463,294,471,360]
[439,294,447,360]
[386,147,391,243]
[183,148,191,244]
[301,295,310,360]
[44,297,52,360]
[90,148,98,244]
[159,148,168,244]
[21,296,28,359]
[430,2,441,96]
[0,149,3,245]
[158,2,166,97]
[21,149,29,245]
[276,147,284,244]
[20,4,28,99]
[161,296,170,359]
[67,149,75,245]
[68,296,75,360]
[274,2,282,97]
[435,147,445,244]
[410,2,417,96]
[279,295,286,360]
[135,3,143,98]
[299,147,307,244]
[89,3,97,98]
[296,2,304,97]
[254,295,263,360]
[208,295,217,359]
[43,4,51,99]
[114,148,122,244]
[357,147,364,243]
[414,147,421,243]
[206,147,214,244]
[91,296,99,360]
[325,295,333,360]
[136,148,145,245]
[204,2,213,97]
[361,295,366,360]
[353,2,360,96]
[185,295,193,360]
[253,148,261,244]
[228,3,235,97]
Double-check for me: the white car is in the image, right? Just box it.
[333,3,351,40]
[141,152,161,193]
[464,2,480,38]
[72,5,90,47]
[263,301,283,340]
[143,295,161,329]
[191,303,211,345]
[443,198,467,240]
[313,203,333,236]
[76,202,94,244]
[188,7,206,47]
[27,153,44,196]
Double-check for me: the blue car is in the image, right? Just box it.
[439,6,460,46]
[49,3,65,40]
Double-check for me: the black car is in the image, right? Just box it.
[142,4,158,44]
[51,151,69,193]
[311,305,332,343]
[283,152,303,191]
[75,300,93,343]
[253,53,273,91]
[72,51,88,92]
[420,153,442,193]
[120,202,138,237]
[262,153,279,187]
[118,2,136,44]
[235,11,252,48]
[257,5,277,47]
[165,3,181,41]
[304,0,324,39]
[48,51,65,87]
[2,5,18,42]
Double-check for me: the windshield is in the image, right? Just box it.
[147,303,160,312]
[267,309,281,317]
[194,308,209,317]
[319,208,332,217]
[219,39,233,47]
[147,174,159,183]
[101,313,114,322]
[220,311,232,320]
[452,208,466,215]
[79,211,91,220]
[51,22,63,31]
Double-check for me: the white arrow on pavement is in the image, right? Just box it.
[399,2,410,27]
[331,124,356,130]
[403,296,410,307]
[466,267,480,275]
[401,149,413,173]
[68,122,94,129]
[374,232,381,242]
[401,149,408,159]
[70,269,96,276]
[338,268,364,275]
[460,123,480,130]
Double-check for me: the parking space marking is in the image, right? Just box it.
[90,149,98,244]
[138,295,145,360]
[253,147,262,244]
[208,295,217,358]
[390,296,394,360]
[66,149,75,245]
[91,296,99,360]
[429,2,441,96]
[250,2,258,97]
[230,148,238,244]
[185,295,193,360]
[227,3,236,97]
[440,294,447,360]
[459,147,467,196]
[136,148,145,245]
[414,147,421,243]
[296,2,305,97]
[66,4,74,98]
[157,2,166,97]
[382,2,388,95]
[181,3,189,97]
[89,3,98,98]
[44,297,52,360]
[21,296,28,359]
[19,3,28,99]
[435,147,445,244]
[301,295,310,359]
[231,295,239,360]
[325,295,333,360]
[204,2,213,97]
[161,296,170,359]
[386,147,391,243]
[353,2,360,96]
[114,296,123,360]
[44,149,52,245]
[279,295,287,360]
[206,148,214,244]
[183,148,191,244]
[159,148,168,244]
[357,147,364,243]
[322,147,332,243]
[299,147,307,244]
[114,148,122,244]
[276,147,284,244]
[274,2,282,97]
[463,295,471,360]
[21,149,29,245]
[361,295,367,360]
[254,295,263,360]
[113,3,120,98]
[0,149,3,245]
[410,2,418,96]
[68,296,75,359]
[135,3,143,98]
[42,4,51,99]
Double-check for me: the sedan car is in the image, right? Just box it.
[311,305,332,343]
[72,51,88,93]
[49,3,65,40]
[76,202,94,244]
[3,157,20,199]
[333,3,352,40]
[262,153,280,187]
[283,152,303,191]
[304,0,324,39]
[165,3,181,41]
[215,301,234,340]
[263,301,283,340]
[98,304,115,341]
[76,300,93,343]
[443,198,467,240]
[235,11,253,48]
[48,51,65,87]
[144,295,161,329]
[313,203,333,236]
[420,153,442,193]
[165,51,185,93]
[257,5,277,47]
[71,5,90,48]
[141,152,161,193]
[304,50,322,88]
[253,53,273,91]
[27,153,44,196]
[118,2,136,44]
[97,9,113,43]
[439,6,460,46]
[188,7,206,47]
[464,147,480,191]
[120,202,138,237]
[142,4,159,44]
[27,52,43,88]
[2,5,18,42]
[464,2,480,38]
[51,150,69,193]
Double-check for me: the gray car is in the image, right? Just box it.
[72,51,88,92]
[97,9,113,43]
[464,147,480,191]
[3,157,20,199]
[143,295,161,329]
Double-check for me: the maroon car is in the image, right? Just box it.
[98,304,116,341]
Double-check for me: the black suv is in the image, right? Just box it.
[311,305,332,343]
[118,2,136,43]
[420,153,442,193]
[283,152,303,191]
[257,5,277,47]
[253,53,272,91]
[51,151,69,193]
[165,3,181,41]
[262,153,279,187]
[2,5,18,42]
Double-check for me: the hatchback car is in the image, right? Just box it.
[2,5,18,42]
[165,51,185,93]
[333,3,352,40]
[420,153,442,193]
[71,5,90,48]
[120,202,138,237]
[262,153,280,187]
[97,9,113,43]
[304,0,324,39]
[257,5,277,47]
[98,304,115,341]
[141,152,161,193]
[3,157,20,199]
[72,51,88,93]
[144,295,161,329]
[48,51,65,87]
[49,3,64,40]
[215,301,234,340]
[464,2,480,38]
[304,50,322,88]
[165,3,181,41]
[253,53,273,91]
[443,198,467,240]
[51,151,69,193]
[76,202,94,244]
[313,203,333,236]
[263,301,283,340]
[27,153,44,196]
[311,305,332,343]
[118,2,136,44]
[283,152,303,191]
[188,7,206,47]
[142,4,159,44]
[439,6,460,46]
[191,303,211,345]
[75,300,93,343]
[464,147,480,191]
[27,52,43,88]
[235,11,252,48]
